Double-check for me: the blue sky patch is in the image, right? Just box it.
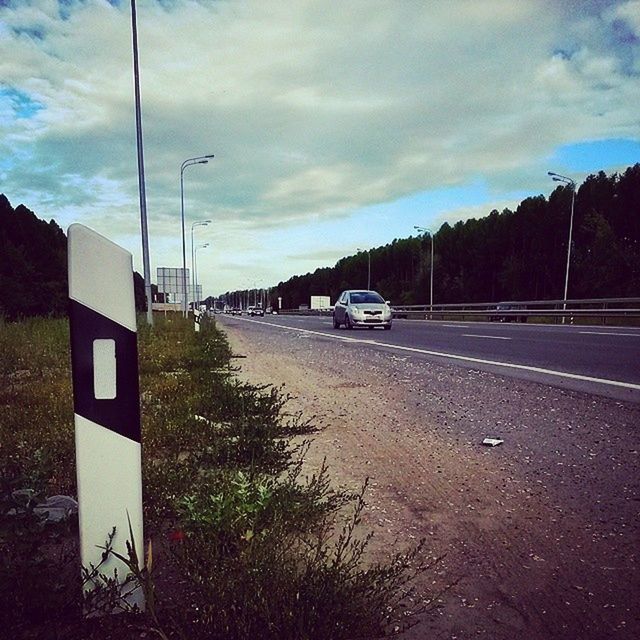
[551,139,640,174]
[11,25,46,40]
[0,86,44,119]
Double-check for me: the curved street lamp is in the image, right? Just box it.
[414,226,434,316]
[548,171,576,324]
[180,155,214,315]
[194,242,210,310]
[191,219,211,310]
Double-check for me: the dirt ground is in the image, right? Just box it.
[219,317,639,640]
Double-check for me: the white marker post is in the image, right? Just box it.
[194,307,202,332]
[68,224,144,610]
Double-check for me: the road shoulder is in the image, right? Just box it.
[219,317,639,640]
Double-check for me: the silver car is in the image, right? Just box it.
[333,290,392,330]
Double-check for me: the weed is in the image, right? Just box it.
[0,313,436,639]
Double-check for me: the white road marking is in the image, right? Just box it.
[579,331,640,337]
[442,324,469,328]
[462,334,512,340]
[231,316,640,392]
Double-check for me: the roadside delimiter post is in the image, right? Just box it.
[68,224,144,609]
[194,307,201,332]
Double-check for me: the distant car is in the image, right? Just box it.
[231,307,242,315]
[489,303,527,323]
[333,289,392,330]
[248,306,264,317]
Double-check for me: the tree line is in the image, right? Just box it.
[262,164,640,309]
[0,194,150,320]
[2,163,639,319]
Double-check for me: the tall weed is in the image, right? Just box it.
[0,313,435,639]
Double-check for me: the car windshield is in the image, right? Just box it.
[350,292,384,304]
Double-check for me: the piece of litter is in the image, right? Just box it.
[482,437,504,447]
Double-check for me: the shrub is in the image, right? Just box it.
[0,313,433,639]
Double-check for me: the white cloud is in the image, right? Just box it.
[0,0,638,292]
[613,0,640,34]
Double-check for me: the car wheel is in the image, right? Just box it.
[345,314,353,330]
[333,315,340,329]
[383,325,391,330]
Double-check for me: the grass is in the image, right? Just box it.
[0,313,435,639]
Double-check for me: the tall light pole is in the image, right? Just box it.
[548,171,576,324]
[191,219,211,310]
[357,248,371,290]
[180,155,214,316]
[194,242,209,310]
[130,0,153,326]
[414,226,434,315]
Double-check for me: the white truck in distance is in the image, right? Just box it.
[310,295,331,310]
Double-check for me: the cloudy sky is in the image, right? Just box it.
[1,0,639,296]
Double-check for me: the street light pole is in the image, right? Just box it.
[414,226,435,316]
[130,0,153,326]
[194,243,209,310]
[180,155,213,316]
[191,219,211,310]
[548,171,576,324]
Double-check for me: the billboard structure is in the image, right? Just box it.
[157,267,201,306]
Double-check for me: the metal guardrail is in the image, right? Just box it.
[280,308,332,316]
[279,298,640,322]
[390,297,640,321]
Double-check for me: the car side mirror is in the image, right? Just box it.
[386,301,391,305]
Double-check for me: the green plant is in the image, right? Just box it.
[0,313,438,639]
[0,488,81,636]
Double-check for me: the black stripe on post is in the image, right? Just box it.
[69,300,141,443]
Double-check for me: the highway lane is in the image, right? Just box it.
[217,314,640,401]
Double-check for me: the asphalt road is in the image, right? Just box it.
[217,314,640,402]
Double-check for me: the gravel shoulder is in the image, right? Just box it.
[218,316,639,640]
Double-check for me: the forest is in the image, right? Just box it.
[0,194,149,320]
[260,164,640,309]
[2,164,639,319]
